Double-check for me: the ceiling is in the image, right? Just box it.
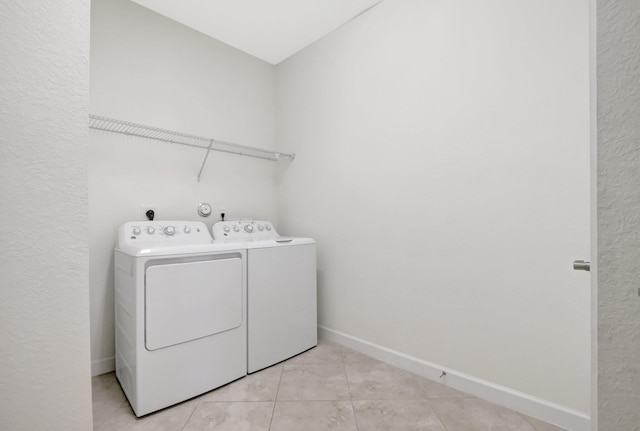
[130,0,384,65]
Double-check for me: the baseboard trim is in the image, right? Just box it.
[91,356,115,377]
[318,325,590,431]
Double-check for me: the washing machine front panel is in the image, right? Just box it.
[247,242,317,372]
[211,220,318,374]
[145,256,243,351]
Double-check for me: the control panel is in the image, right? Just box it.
[117,220,212,249]
[212,220,278,240]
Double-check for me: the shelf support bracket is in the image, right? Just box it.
[197,140,214,182]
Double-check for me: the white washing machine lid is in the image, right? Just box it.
[244,237,315,249]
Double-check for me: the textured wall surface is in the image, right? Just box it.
[597,0,640,429]
[277,0,591,414]
[0,1,93,430]
[89,0,278,373]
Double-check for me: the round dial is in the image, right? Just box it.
[266,225,272,231]
[146,226,155,234]
[132,227,141,235]
[198,202,212,217]
[233,225,240,232]
[223,226,231,233]
[164,226,175,236]
[183,226,191,234]
[244,224,254,233]
[257,225,264,231]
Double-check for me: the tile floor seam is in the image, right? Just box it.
[517,412,545,431]
[274,397,355,402]
[268,363,285,430]
[341,346,362,431]
[426,395,477,400]
[199,399,278,404]
[177,399,199,431]
[424,397,451,431]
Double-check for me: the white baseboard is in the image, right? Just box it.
[318,325,590,431]
[91,356,115,377]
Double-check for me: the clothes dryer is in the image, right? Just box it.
[212,220,317,373]
[115,221,246,416]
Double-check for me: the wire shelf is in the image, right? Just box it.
[89,115,294,181]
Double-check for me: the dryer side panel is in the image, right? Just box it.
[145,258,243,351]
[114,250,137,407]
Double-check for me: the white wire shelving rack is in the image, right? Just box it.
[88,115,294,182]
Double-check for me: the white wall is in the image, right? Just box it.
[89,0,278,374]
[277,0,590,419]
[0,1,93,430]
[596,0,640,429]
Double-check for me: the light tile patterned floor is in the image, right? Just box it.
[92,340,567,431]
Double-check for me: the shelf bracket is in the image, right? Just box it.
[197,140,214,182]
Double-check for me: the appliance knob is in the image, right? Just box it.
[132,227,141,235]
[164,226,175,236]
[223,226,231,233]
[257,225,264,231]
[233,225,240,232]
[183,225,191,234]
[146,226,155,235]
[244,224,254,233]
[266,225,272,231]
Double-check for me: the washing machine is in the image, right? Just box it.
[212,220,317,373]
[114,220,246,417]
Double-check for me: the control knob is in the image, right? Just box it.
[146,226,155,235]
[132,227,141,235]
[266,225,272,231]
[257,225,264,231]
[244,224,254,233]
[183,226,191,234]
[164,226,175,236]
[233,225,240,232]
[223,226,231,233]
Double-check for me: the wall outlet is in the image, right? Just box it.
[140,206,157,221]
